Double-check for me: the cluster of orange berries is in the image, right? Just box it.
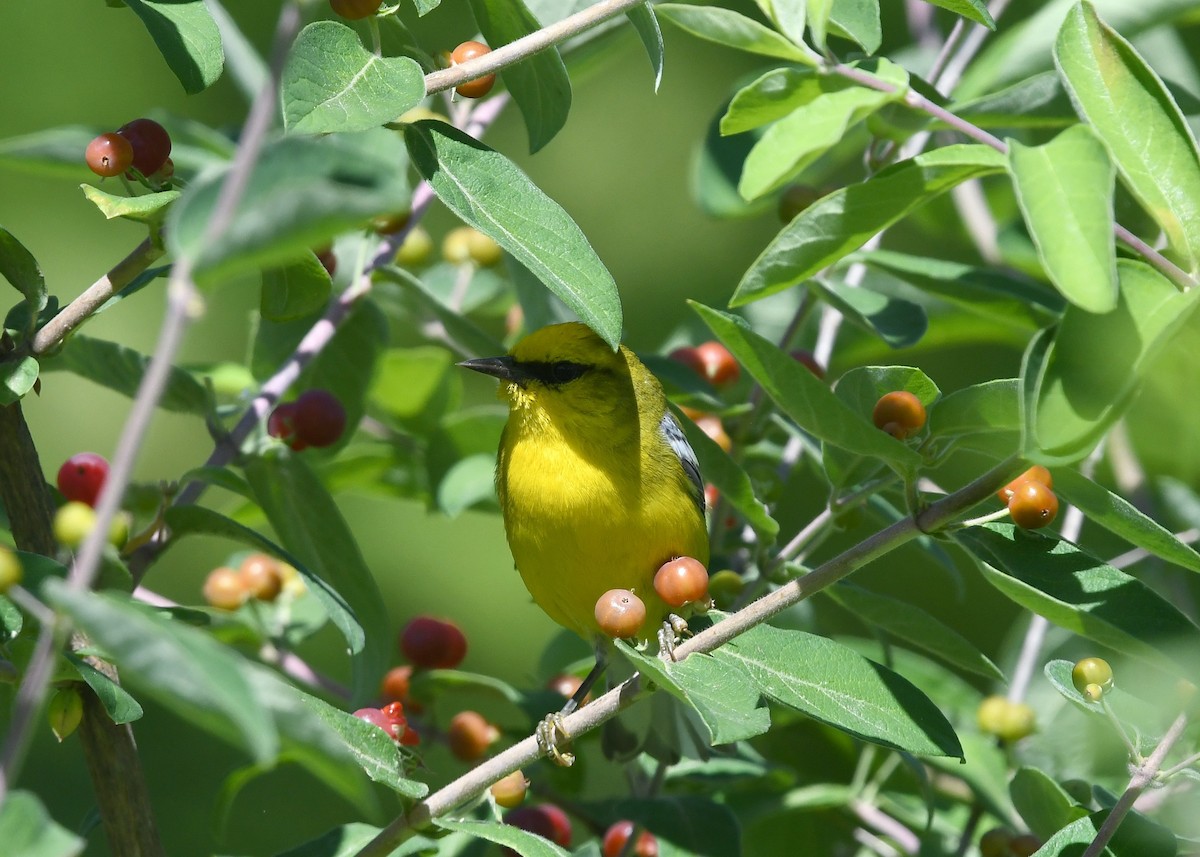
[998,465,1058,530]
[85,118,172,183]
[202,553,299,610]
[496,802,660,857]
[593,556,710,639]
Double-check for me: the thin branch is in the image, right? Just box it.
[1082,712,1190,857]
[851,800,919,855]
[30,237,164,354]
[423,0,647,94]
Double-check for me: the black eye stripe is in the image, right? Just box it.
[522,360,590,385]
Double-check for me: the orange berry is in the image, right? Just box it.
[694,415,732,452]
[694,341,739,386]
[239,553,283,602]
[998,465,1053,503]
[490,770,528,808]
[594,589,646,639]
[447,710,500,761]
[451,41,495,99]
[203,567,247,610]
[546,673,588,705]
[653,556,709,608]
[668,346,706,377]
[872,391,926,439]
[85,132,133,177]
[380,665,414,703]
[603,820,659,857]
[978,828,1012,857]
[1008,481,1058,529]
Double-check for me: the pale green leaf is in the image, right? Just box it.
[1009,766,1090,839]
[282,22,424,134]
[656,4,819,64]
[0,356,38,405]
[928,379,1021,438]
[733,145,1007,305]
[1036,808,1177,857]
[1007,124,1117,312]
[69,656,144,725]
[0,226,47,311]
[0,791,84,857]
[830,0,880,53]
[123,0,224,94]
[806,0,832,50]
[1055,1,1200,272]
[80,185,179,224]
[436,818,570,857]
[405,121,621,349]
[812,278,927,348]
[261,253,332,323]
[627,3,665,92]
[920,0,994,28]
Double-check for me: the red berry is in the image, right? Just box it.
[56,452,109,507]
[447,710,500,761]
[703,483,719,510]
[451,41,495,99]
[399,725,420,745]
[491,770,528,808]
[117,118,172,176]
[653,556,709,608]
[602,820,659,857]
[329,0,382,19]
[400,616,467,669]
[292,389,347,448]
[668,346,706,377]
[594,589,646,639]
[268,402,303,449]
[86,133,133,178]
[239,553,283,602]
[872,391,926,439]
[1008,481,1059,529]
[694,341,739,386]
[504,805,571,851]
[353,707,392,734]
[998,465,1053,503]
[546,673,587,704]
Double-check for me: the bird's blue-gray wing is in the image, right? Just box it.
[658,412,705,515]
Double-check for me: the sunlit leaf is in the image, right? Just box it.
[122,0,224,94]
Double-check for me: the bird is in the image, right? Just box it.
[460,321,710,761]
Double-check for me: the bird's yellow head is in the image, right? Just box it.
[460,322,657,446]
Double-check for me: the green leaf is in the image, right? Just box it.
[44,581,279,764]
[68,656,144,724]
[376,266,506,358]
[715,623,964,757]
[1036,808,1177,857]
[859,250,1062,331]
[0,356,38,405]
[39,335,207,414]
[468,0,572,153]
[721,68,820,136]
[244,450,391,704]
[920,0,994,28]
[825,584,1004,681]
[168,129,410,283]
[1054,468,1200,575]
[1008,124,1117,312]
[749,0,805,45]
[738,59,908,200]
[276,824,440,857]
[80,185,180,224]
[281,22,425,135]
[928,379,1021,438]
[405,121,622,349]
[0,791,85,857]
[954,72,1079,130]
[583,796,742,857]
[370,345,459,434]
[692,102,773,219]
[261,253,332,323]
[1009,766,1090,839]
[1043,658,1105,715]
[205,0,268,103]
[829,0,881,54]
[436,818,569,857]
[1055,1,1200,273]
[812,278,927,348]
[656,4,819,64]
[626,3,665,92]
[675,407,779,543]
[437,454,498,516]
[694,303,924,471]
[122,0,224,94]
[733,145,1007,305]
[0,226,47,313]
[1032,260,1200,459]
[1,594,21,641]
[163,505,364,658]
[954,523,1200,676]
[618,640,772,745]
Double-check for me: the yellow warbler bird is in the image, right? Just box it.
[461,321,709,677]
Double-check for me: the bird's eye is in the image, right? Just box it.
[550,361,586,384]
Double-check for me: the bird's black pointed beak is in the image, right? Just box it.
[458,355,526,384]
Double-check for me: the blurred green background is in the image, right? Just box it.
[2,1,1200,855]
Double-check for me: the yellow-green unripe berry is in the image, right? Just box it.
[1084,683,1104,702]
[0,546,22,593]
[109,511,132,549]
[54,502,97,548]
[394,226,433,267]
[48,686,84,742]
[977,695,1036,741]
[442,226,502,267]
[1071,657,1113,695]
[707,570,743,610]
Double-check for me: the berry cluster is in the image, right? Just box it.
[202,553,294,611]
[998,465,1058,530]
[1071,656,1113,702]
[353,700,419,745]
[85,119,172,182]
[268,389,348,451]
[593,555,709,639]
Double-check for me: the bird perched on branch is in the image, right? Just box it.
[461,321,710,762]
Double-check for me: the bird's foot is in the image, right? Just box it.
[658,613,692,661]
[536,712,576,767]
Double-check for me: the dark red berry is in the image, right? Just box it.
[292,389,346,448]
[56,453,109,507]
[400,616,467,669]
[504,804,571,852]
[267,402,304,450]
[117,118,172,176]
